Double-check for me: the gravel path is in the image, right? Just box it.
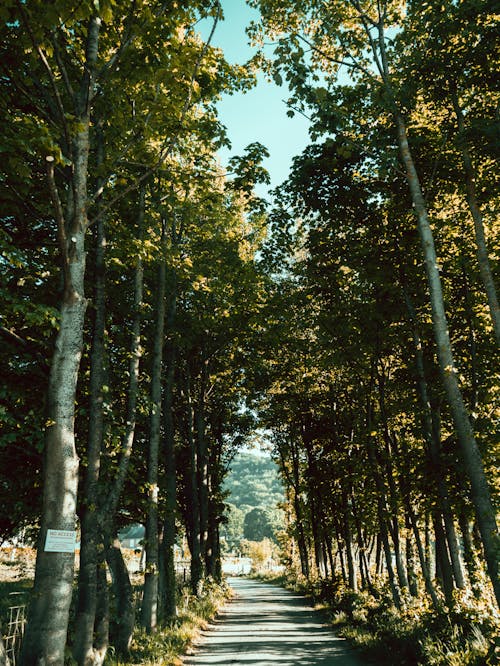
[182,577,368,666]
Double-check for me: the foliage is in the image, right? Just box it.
[239,538,279,574]
[279,574,499,665]
[106,580,231,666]
[220,451,285,548]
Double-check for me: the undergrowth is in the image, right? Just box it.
[107,579,231,666]
[283,574,500,666]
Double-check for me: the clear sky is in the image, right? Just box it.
[202,0,312,198]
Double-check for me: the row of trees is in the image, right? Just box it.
[0,2,271,664]
[0,0,498,663]
[251,0,499,616]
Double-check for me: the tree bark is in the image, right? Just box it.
[74,123,107,666]
[395,113,499,606]
[106,537,135,657]
[159,337,177,621]
[20,17,101,663]
[195,367,209,583]
[451,88,500,346]
[186,370,204,594]
[0,622,9,666]
[141,223,168,633]
[341,488,357,591]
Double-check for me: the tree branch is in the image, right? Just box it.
[15,0,72,156]
[46,156,75,299]
[88,3,222,226]
[295,32,375,80]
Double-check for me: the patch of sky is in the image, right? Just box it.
[198,0,311,199]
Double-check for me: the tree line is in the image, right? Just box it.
[0,0,498,664]
[250,0,499,622]
[1,1,268,663]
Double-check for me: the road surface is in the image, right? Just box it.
[182,577,368,666]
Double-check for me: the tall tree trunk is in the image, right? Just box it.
[405,526,418,598]
[406,504,441,610]
[451,88,500,345]
[376,19,499,606]
[429,408,466,590]
[341,489,357,591]
[195,366,209,583]
[458,509,481,597]
[141,224,167,632]
[74,123,107,666]
[101,186,145,524]
[186,370,204,594]
[434,512,455,605]
[403,286,466,591]
[92,550,109,666]
[280,439,310,580]
[159,338,177,621]
[376,368,408,592]
[90,187,145,652]
[365,374,402,608]
[396,113,499,605]
[20,18,101,664]
[0,623,9,666]
[106,537,135,657]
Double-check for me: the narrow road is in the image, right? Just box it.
[182,577,368,666]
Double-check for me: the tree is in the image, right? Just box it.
[254,0,499,609]
[243,507,274,542]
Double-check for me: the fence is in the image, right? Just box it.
[3,603,26,665]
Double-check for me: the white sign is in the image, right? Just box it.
[44,529,76,553]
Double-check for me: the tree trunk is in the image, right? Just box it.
[74,124,107,666]
[20,17,101,664]
[195,375,209,582]
[458,509,481,597]
[106,537,135,657]
[159,338,177,621]
[0,623,9,666]
[395,113,499,606]
[405,527,418,598]
[451,89,500,345]
[372,16,500,606]
[434,512,455,605]
[402,286,466,592]
[141,224,168,633]
[376,370,408,592]
[406,504,441,610]
[101,185,144,522]
[186,370,204,594]
[283,439,310,580]
[341,489,357,591]
[91,551,109,666]
[366,405,402,608]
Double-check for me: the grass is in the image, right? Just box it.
[250,571,499,665]
[106,579,232,665]
[0,551,231,666]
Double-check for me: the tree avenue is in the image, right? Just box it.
[0,1,498,665]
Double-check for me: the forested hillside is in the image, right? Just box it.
[0,1,498,665]
[224,451,284,511]
[221,451,285,547]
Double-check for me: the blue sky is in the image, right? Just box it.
[202,0,312,198]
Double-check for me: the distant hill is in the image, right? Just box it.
[223,451,284,511]
[221,451,285,548]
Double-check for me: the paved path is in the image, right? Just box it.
[182,577,367,666]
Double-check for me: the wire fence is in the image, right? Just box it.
[1,561,192,663]
[4,604,26,665]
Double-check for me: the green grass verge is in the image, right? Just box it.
[278,575,499,666]
[106,580,232,666]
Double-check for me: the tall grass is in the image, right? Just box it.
[106,579,232,666]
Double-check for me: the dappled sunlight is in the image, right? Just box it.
[183,578,365,665]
